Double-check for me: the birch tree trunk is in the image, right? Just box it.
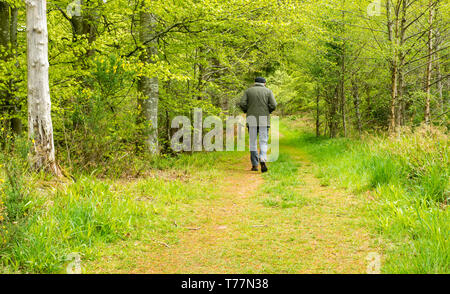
[138,9,159,154]
[26,0,61,175]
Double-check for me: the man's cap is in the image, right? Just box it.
[255,77,266,84]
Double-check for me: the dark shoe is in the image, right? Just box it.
[251,166,259,172]
[260,162,268,173]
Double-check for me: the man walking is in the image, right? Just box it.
[238,77,277,173]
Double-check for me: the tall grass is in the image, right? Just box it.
[282,121,449,273]
[0,140,232,273]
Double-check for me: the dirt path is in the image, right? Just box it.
[126,156,265,273]
[88,139,378,273]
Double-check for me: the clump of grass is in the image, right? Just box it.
[0,176,151,273]
[365,155,405,188]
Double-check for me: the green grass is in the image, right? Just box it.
[1,119,447,274]
[0,148,238,273]
[280,119,449,274]
[260,153,308,209]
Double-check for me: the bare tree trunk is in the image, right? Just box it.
[397,0,407,128]
[26,0,61,175]
[390,60,398,131]
[424,0,434,125]
[138,9,159,154]
[315,88,320,137]
[352,78,362,137]
[365,85,372,121]
[329,86,339,138]
[388,0,399,132]
[340,1,347,137]
[433,4,445,116]
[435,47,444,115]
[340,51,347,137]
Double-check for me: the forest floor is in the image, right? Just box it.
[84,122,380,274]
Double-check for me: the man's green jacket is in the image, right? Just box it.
[238,83,277,126]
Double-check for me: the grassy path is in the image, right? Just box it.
[86,127,379,274]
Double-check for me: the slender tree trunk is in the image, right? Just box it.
[340,1,347,137]
[138,9,159,154]
[340,50,347,137]
[424,0,434,125]
[433,3,445,116]
[329,86,339,138]
[352,78,362,137]
[397,0,407,128]
[315,88,320,137]
[388,1,400,132]
[26,0,61,175]
[397,68,405,126]
[365,85,372,121]
[435,47,444,115]
[432,9,445,116]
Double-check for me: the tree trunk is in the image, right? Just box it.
[397,0,407,128]
[138,9,159,154]
[388,0,399,132]
[424,0,434,125]
[340,2,347,137]
[315,87,320,137]
[352,78,362,137]
[365,85,372,121]
[26,0,61,175]
[340,50,347,137]
[433,4,445,116]
[435,47,444,115]
[70,0,100,57]
[0,2,9,50]
[328,86,339,138]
